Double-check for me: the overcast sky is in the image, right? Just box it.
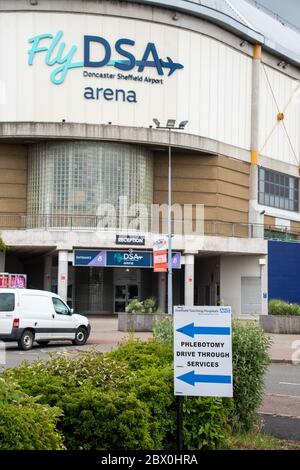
[257,0,300,28]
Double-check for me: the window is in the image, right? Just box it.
[0,293,15,311]
[52,297,70,316]
[258,168,299,212]
[27,141,153,229]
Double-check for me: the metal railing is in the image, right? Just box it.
[1,213,299,240]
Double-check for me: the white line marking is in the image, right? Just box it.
[279,382,300,386]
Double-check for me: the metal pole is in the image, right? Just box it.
[177,396,183,450]
[168,128,173,316]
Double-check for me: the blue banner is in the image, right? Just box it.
[106,251,152,267]
[74,249,181,268]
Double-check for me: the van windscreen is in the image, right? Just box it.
[0,293,15,311]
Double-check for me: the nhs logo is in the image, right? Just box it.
[220,307,231,314]
[27,31,184,85]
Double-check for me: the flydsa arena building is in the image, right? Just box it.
[1,0,300,315]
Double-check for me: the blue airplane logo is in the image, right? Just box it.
[107,58,184,77]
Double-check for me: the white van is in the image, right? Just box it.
[0,289,91,350]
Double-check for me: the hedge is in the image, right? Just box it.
[268,299,300,316]
[1,317,270,449]
[0,378,65,450]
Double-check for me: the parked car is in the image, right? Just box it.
[0,288,90,350]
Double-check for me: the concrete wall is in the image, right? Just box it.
[220,254,268,316]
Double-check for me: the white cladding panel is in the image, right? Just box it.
[259,65,300,166]
[0,12,252,150]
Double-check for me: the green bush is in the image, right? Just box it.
[143,297,156,313]
[1,319,270,449]
[125,298,144,313]
[3,340,231,450]
[3,353,129,405]
[231,321,271,431]
[125,297,162,313]
[268,299,300,316]
[183,396,232,450]
[110,340,231,449]
[122,365,176,449]
[0,378,65,450]
[60,388,153,450]
[153,315,173,344]
[108,338,173,371]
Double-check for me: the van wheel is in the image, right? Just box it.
[72,327,88,346]
[37,341,50,346]
[18,330,34,351]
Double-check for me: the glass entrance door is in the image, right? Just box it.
[114,284,139,312]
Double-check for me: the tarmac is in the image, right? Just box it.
[257,332,300,440]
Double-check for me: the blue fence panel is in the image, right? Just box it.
[268,240,300,303]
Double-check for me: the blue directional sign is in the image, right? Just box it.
[177,371,232,386]
[174,306,233,397]
[176,323,231,338]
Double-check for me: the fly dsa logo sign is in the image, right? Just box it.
[174,306,233,397]
[27,30,184,103]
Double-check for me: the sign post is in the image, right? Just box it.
[153,236,168,272]
[173,305,233,449]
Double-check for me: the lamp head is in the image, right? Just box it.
[179,120,188,129]
[166,119,176,128]
[153,118,160,128]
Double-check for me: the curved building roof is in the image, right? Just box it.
[133,0,300,66]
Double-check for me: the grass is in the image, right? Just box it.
[226,432,300,450]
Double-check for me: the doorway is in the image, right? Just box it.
[114,284,139,312]
[113,268,141,313]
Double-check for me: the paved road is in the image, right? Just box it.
[0,341,93,369]
[264,364,300,397]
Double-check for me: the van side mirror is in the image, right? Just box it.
[70,308,74,315]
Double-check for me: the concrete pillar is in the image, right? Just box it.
[158,272,166,312]
[249,44,264,237]
[184,253,195,306]
[43,255,52,292]
[57,250,68,302]
[260,256,268,316]
[0,251,5,272]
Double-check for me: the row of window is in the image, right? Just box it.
[258,167,299,212]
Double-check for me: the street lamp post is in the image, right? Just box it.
[152,119,188,315]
